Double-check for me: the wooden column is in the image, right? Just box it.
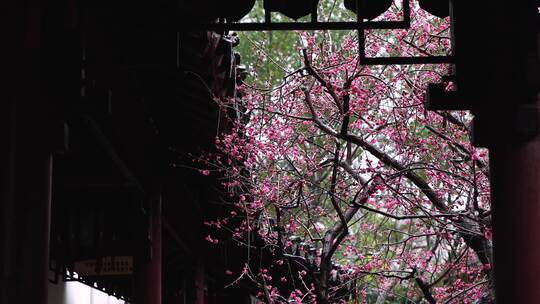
[134,194,162,304]
[490,134,540,303]
[0,82,54,304]
[195,263,206,304]
[1,0,55,302]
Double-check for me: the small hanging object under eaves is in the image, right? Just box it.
[344,0,393,20]
[264,0,320,20]
[217,0,257,21]
[419,0,450,18]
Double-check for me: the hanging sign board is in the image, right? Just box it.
[73,256,133,276]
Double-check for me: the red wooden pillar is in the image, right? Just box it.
[134,194,162,304]
[1,105,53,304]
[0,78,54,304]
[1,0,54,302]
[16,151,53,304]
[195,263,207,304]
[490,133,540,303]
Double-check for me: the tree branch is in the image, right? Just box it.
[302,48,344,114]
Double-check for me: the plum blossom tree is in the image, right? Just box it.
[201,2,492,303]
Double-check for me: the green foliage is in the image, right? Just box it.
[236,0,358,87]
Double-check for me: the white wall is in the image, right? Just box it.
[48,280,126,304]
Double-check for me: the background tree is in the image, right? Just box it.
[202,1,492,303]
